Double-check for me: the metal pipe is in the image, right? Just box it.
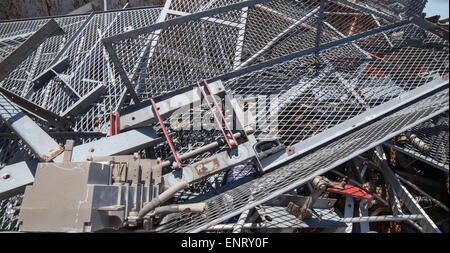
[161,129,253,169]
[205,223,266,231]
[138,180,188,218]
[232,208,251,233]
[152,203,206,216]
[396,174,449,212]
[340,214,425,223]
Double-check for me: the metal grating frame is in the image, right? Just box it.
[156,83,449,233]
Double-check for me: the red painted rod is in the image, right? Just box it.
[196,81,233,149]
[150,98,182,169]
[203,79,238,147]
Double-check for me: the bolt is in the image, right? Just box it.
[1,173,11,180]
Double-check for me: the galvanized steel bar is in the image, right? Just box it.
[0,93,64,162]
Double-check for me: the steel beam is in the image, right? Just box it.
[163,141,257,188]
[53,127,164,162]
[119,80,226,130]
[0,93,64,162]
[0,86,71,130]
[59,84,107,117]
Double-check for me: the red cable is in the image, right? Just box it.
[150,98,182,169]
[196,81,233,149]
[203,79,238,147]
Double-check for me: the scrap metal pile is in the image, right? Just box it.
[0,0,448,233]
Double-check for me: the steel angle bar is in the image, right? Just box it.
[59,84,107,117]
[409,15,449,41]
[51,13,95,64]
[0,19,65,82]
[103,42,140,104]
[119,80,226,130]
[156,82,448,232]
[0,160,38,200]
[314,0,328,52]
[365,3,394,48]
[163,141,257,188]
[259,77,449,172]
[395,173,449,213]
[24,13,95,98]
[297,1,373,60]
[371,146,441,233]
[0,86,71,130]
[25,57,71,98]
[53,127,164,162]
[0,93,64,162]
[129,0,173,98]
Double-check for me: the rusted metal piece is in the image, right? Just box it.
[41,145,64,162]
[194,157,221,177]
[395,134,409,145]
[109,109,121,136]
[286,146,295,156]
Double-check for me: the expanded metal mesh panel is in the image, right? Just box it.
[21,9,162,133]
[0,19,48,62]
[0,193,22,231]
[224,23,448,146]
[0,16,89,95]
[156,87,449,232]
[391,112,449,170]
[0,8,162,135]
[111,10,244,100]
[107,0,396,103]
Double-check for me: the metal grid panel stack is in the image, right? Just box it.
[224,23,448,145]
[0,0,448,233]
[156,85,448,233]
